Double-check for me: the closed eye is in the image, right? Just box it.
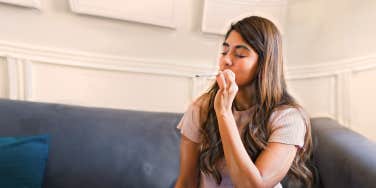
[236,55,247,58]
[221,52,247,58]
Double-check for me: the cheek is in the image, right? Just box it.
[236,61,258,85]
[246,58,258,75]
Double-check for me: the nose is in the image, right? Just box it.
[220,54,233,69]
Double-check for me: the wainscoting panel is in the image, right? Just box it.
[287,76,336,119]
[351,68,376,140]
[0,58,7,98]
[30,62,192,112]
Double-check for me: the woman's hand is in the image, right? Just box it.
[214,69,238,116]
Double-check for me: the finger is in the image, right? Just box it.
[216,71,227,89]
[223,70,232,88]
[223,70,235,87]
[227,69,236,82]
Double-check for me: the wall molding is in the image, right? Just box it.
[335,72,352,127]
[1,39,375,84]
[0,40,214,79]
[0,40,375,128]
[6,57,18,100]
[5,57,32,100]
[285,55,376,80]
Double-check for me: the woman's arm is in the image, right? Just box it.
[217,113,297,188]
[174,135,201,188]
[214,70,298,187]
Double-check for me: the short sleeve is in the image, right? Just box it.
[267,107,307,148]
[176,102,204,143]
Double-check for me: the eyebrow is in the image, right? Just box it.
[222,42,251,51]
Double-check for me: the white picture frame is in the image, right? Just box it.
[0,0,41,9]
[202,0,288,35]
[69,0,177,29]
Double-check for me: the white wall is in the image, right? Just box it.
[0,0,375,140]
[0,0,223,112]
[285,0,376,66]
[0,0,220,65]
[0,0,288,112]
[285,0,376,140]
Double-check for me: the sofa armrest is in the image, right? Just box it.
[311,118,376,188]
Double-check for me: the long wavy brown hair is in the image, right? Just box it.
[197,16,315,187]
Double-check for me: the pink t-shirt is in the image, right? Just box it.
[176,101,307,188]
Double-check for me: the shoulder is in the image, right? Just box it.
[190,93,211,117]
[181,93,211,126]
[267,105,309,148]
[269,105,307,125]
[176,93,211,143]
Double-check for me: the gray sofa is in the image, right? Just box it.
[0,99,375,188]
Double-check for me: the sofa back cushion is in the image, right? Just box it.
[311,118,376,188]
[0,99,181,188]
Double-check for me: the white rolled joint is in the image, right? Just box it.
[194,72,219,78]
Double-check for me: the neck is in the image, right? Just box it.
[234,82,257,111]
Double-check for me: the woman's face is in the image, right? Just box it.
[219,30,259,87]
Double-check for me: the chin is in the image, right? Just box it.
[236,80,247,87]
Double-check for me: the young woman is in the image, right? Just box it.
[174,16,314,188]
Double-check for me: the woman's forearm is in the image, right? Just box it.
[216,112,265,188]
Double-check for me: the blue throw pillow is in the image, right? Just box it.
[0,134,50,188]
